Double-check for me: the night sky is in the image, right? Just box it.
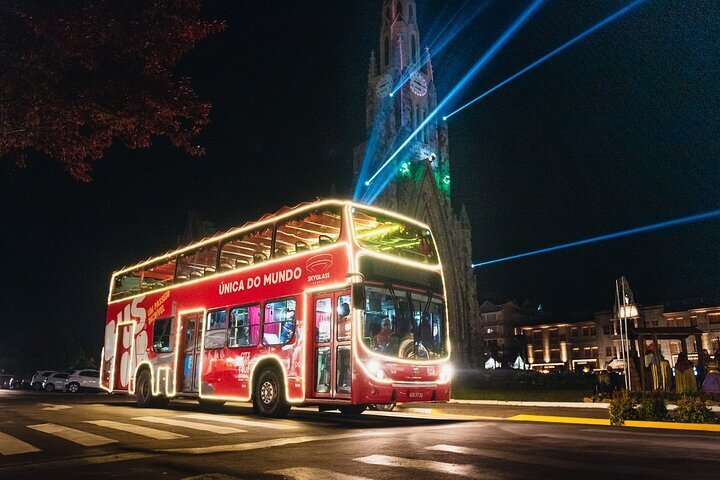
[2,0,719,363]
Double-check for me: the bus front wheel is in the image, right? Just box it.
[253,368,290,418]
[136,369,168,408]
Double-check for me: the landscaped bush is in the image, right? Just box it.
[609,390,638,426]
[636,394,668,421]
[673,395,718,424]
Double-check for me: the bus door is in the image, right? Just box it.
[312,290,352,398]
[178,312,203,393]
[113,323,135,390]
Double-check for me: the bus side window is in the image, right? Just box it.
[264,298,296,345]
[152,317,173,353]
[205,309,227,349]
[228,304,260,348]
[221,227,273,270]
[275,207,342,257]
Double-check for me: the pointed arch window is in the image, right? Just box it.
[386,6,391,21]
[411,35,417,63]
[383,35,390,67]
[409,4,414,22]
[396,1,403,20]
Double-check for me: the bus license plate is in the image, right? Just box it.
[408,390,425,399]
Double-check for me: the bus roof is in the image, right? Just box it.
[113,199,431,276]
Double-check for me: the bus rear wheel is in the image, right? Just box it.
[253,368,290,418]
[135,369,168,408]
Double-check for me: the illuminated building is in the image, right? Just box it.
[354,0,481,366]
[484,298,720,372]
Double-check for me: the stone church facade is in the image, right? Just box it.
[354,0,481,366]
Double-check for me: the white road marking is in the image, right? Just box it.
[162,430,394,455]
[133,416,244,434]
[28,423,117,447]
[269,467,372,480]
[0,431,41,455]
[353,455,479,477]
[426,444,669,476]
[37,403,71,411]
[85,420,187,440]
[179,413,298,430]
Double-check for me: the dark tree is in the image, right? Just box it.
[0,0,225,181]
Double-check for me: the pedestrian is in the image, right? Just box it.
[701,360,720,394]
[674,352,697,394]
[697,349,711,386]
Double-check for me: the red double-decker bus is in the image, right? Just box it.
[100,200,452,417]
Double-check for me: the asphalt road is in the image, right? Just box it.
[1,390,718,479]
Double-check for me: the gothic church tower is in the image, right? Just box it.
[354,0,481,366]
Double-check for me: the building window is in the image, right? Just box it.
[584,347,591,358]
[264,298,296,345]
[590,326,597,336]
[396,1,403,19]
[411,35,417,62]
[571,327,578,337]
[605,346,613,356]
[603,325,612,335]
[709,313,720,325]
[582,326,589,337]
[591,347,598,358]
[152,317,173,353]
[409,3,414,22]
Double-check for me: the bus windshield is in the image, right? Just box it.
[352,208,438,264]
[362,284,447,360]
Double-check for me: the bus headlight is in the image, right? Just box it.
[366,359,386,380]
[439,364,453,383]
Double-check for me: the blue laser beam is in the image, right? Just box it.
[444,0,647,121]
[391,0,493,96]
[473,208,720,268]
[364,0,545,188]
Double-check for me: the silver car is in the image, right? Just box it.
[31,370,57,390]
[42,373,70,392]
[65,370,100,393]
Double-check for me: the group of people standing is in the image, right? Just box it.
[597,345,720,395]
[644,344,720,394]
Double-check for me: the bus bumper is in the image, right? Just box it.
[356,381,451,404]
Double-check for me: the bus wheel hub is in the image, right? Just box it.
[261,381,275,404]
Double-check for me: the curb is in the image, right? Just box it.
[508,414,720,433]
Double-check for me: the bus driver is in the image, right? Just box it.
[373,317,398,353]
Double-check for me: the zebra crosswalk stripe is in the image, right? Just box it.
[0,431,41,455]
[84,420,187,440]
[268,467,372,480]
[353,454,480,478]
[179,413,298,430]
[28,423,117,447]
[133,416,245,434]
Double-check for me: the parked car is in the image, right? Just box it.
[42,373,70,392]
[31,371,57,390]
[606,358,626,371]
[65,370,100,393]
[10,376,31,389]
[0,374,13,389]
